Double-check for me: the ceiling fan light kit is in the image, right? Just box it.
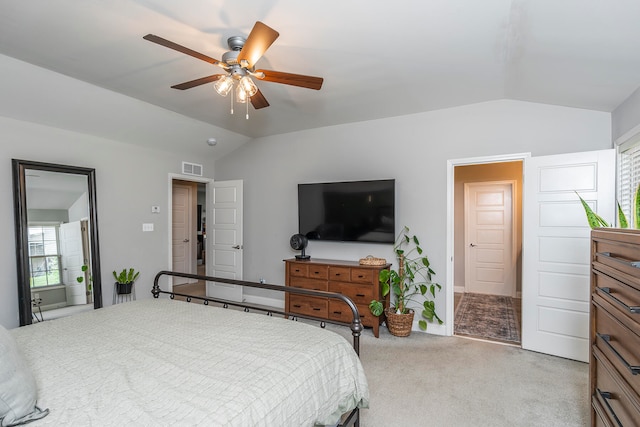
[144,21,324,120]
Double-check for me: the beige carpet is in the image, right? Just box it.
[325,323,588,427]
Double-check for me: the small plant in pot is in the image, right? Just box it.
[369,226,443,336]
[113,268,140,295]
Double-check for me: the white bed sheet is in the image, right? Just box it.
[12,299,369,426]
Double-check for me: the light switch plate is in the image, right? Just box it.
[142,223,154,232]
[151,206,160,213]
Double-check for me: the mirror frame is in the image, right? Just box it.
[12,159,103,326]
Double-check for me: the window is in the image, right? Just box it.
[28,225,61,287]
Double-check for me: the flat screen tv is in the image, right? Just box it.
[298,179,395,243]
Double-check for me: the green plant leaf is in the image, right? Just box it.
[369,300,384,317]
[418,319,427,331]
[617,202,629,228]
[576,192,609,228]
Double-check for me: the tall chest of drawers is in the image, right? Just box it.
[590,228,640,426]
[284,258,390,338]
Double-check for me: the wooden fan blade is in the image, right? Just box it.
[237,22,279,69]
[171,74,224,90]
[250,88,270,109]
[255,69,323,90]
[143,34,221,66]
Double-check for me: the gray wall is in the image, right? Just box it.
[0,116,216,328]
[612,86,640,142]
[214,99,612,334]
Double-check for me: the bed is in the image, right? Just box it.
[1,271,369,427]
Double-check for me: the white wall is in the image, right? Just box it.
[0,116,216,328]
[214,99,612,334]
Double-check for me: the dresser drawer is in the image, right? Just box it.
[289,263,309,277]
[329,281,374,304]
[593,244,640,285]
[329,266,351,281]
[593,346,640,426]
[351,268,375,283]
[289,276,328,292]
[289,294,327,317]
[593,270,640,330]
[308,264,329,280]
[328,300,375,327]
[593,295,640,397]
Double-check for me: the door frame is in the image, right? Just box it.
[463,180,517,297]
[445,152,530,336]
[167,173,213,291]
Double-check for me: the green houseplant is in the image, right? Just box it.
[576,183,640,229]
[369,226,443,336]
[113,268,140,295]
[76,264,93,304]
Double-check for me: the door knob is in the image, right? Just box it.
[469,243,477,247]
[232,244,242,249]
[183,239,190,243]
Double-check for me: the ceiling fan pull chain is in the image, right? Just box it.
[246,98,249,120]
[230,85,234,115]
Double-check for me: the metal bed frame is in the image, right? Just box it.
[152,270,365,427]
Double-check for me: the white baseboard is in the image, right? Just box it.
[454,285,465,294]
[243,294,284,310]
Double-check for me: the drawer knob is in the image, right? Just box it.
[356,293,366,297]
[293,304,302,308]
[333,311,342,315]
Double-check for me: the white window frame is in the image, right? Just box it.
[28,222,62,288]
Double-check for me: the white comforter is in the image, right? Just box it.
[12,299,369,426]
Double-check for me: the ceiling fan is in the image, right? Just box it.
[143,21,323,115]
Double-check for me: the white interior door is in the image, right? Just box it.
[172,183,192,285]
[207,180,243,302]
[464,181,515,296]
[522,149,614,362]
[59,221,86,305]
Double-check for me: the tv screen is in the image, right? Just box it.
[298,179,395,243]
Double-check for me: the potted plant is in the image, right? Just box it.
[113,268,140,295]
[75,264,93,304]
[369,226,443,336]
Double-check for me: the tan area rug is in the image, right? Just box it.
[454,292,521,344]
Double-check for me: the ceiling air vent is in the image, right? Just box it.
[182,161,203,177]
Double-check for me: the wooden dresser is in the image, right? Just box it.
[590,228,640,426]
[284,258,390,338]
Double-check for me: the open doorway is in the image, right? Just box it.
[169,177,209,297]
[452,160,523,345]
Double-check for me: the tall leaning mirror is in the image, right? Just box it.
[12,159,102,326]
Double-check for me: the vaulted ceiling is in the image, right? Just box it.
[1,0,639,140]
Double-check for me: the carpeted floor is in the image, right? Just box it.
[454,292,521,344]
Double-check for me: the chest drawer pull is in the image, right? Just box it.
[356,293,366,298]
[596,389,624,427]
[597,333,640,375]
[598,252,640,268]
[599,287,640,314]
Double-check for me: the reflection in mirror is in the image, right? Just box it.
[12,160,102,326]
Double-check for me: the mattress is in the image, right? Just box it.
[11,298,369,426]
